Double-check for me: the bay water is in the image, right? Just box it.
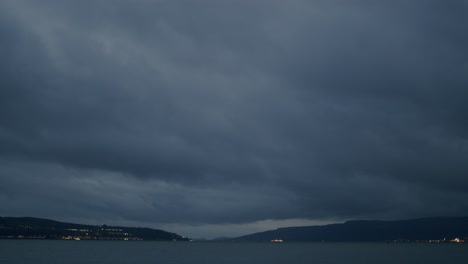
[1,240,467,264]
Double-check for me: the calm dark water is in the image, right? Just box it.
[1,240,467,264]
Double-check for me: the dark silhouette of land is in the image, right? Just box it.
[2,216,468,242]
[0,217,189,241]
[232,216,468,242]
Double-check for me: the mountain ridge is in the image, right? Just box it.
[0,216,190,241]
[232,216,468,242]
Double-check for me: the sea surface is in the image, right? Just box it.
[1,240,467,264]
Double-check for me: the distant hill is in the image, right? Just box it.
[233,216,468,242]
[0,216,189,241]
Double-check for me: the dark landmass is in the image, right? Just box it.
[232,216,468,242]
[0,217,190,241]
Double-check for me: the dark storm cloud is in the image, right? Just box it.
[1,0,467,233]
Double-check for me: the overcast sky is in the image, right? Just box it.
[1,0,467,239]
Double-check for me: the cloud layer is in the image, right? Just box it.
[1,0,467,237]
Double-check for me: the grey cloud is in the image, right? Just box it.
[0,0,467,235]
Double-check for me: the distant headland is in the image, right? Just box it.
[2,216,468,243]
[231,216,468,243]
[0,217,190,241]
